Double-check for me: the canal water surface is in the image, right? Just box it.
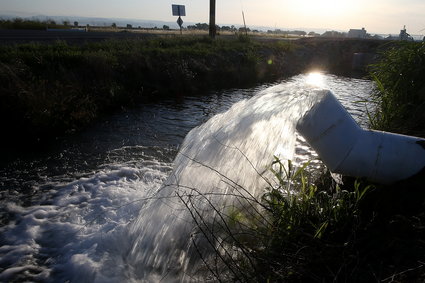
[0,73,374,282]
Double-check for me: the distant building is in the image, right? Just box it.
[399,25,413,41]
[308,31,320,37]
[348,28,367,39]
[385,26,414,41]
[370,34,383,40]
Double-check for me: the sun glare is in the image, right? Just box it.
[293,0,351,17]
[306,72,325,87]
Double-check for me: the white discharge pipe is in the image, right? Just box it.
[296,90,425,184]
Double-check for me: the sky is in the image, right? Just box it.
[1,0,424,35]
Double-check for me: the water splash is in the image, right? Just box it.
[0,74,374,282]
[125,80,329,281]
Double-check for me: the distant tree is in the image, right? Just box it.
[196,23,209,30]
[321,30,345,37]
[163,25,170,30]
[74,21,78,27]
[0,18,49,30]
[63,20,70,26]
[238,27,250,33]
[46,19,56,25]
[187,23,209,31]
[126,24,132,29]
[111,22,117,28]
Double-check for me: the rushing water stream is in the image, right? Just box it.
[0,74,374,282]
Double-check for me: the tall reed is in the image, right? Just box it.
[369,42,425,136]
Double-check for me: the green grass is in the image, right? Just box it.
[369,41,425,136]
[184,158,425,282]
[0,37,296,151]
[254,160,425,282]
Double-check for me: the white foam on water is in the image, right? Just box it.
[0,151,172,282]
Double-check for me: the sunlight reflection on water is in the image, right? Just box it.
[305,71,326,88]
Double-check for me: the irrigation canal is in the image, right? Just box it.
[0,73,374,281]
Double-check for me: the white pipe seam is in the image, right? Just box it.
[296,90,425,184]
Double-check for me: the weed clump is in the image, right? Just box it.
[369,42,425,136]
[188,159,425,282]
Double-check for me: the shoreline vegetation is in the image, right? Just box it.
[0,33,382,155]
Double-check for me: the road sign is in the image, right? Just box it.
[177,17,183,27]
[172,4,186,16]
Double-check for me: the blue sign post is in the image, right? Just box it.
[172,4,186,34]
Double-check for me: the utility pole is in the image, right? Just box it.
[242,10,247,36]
[209,0,216,38]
